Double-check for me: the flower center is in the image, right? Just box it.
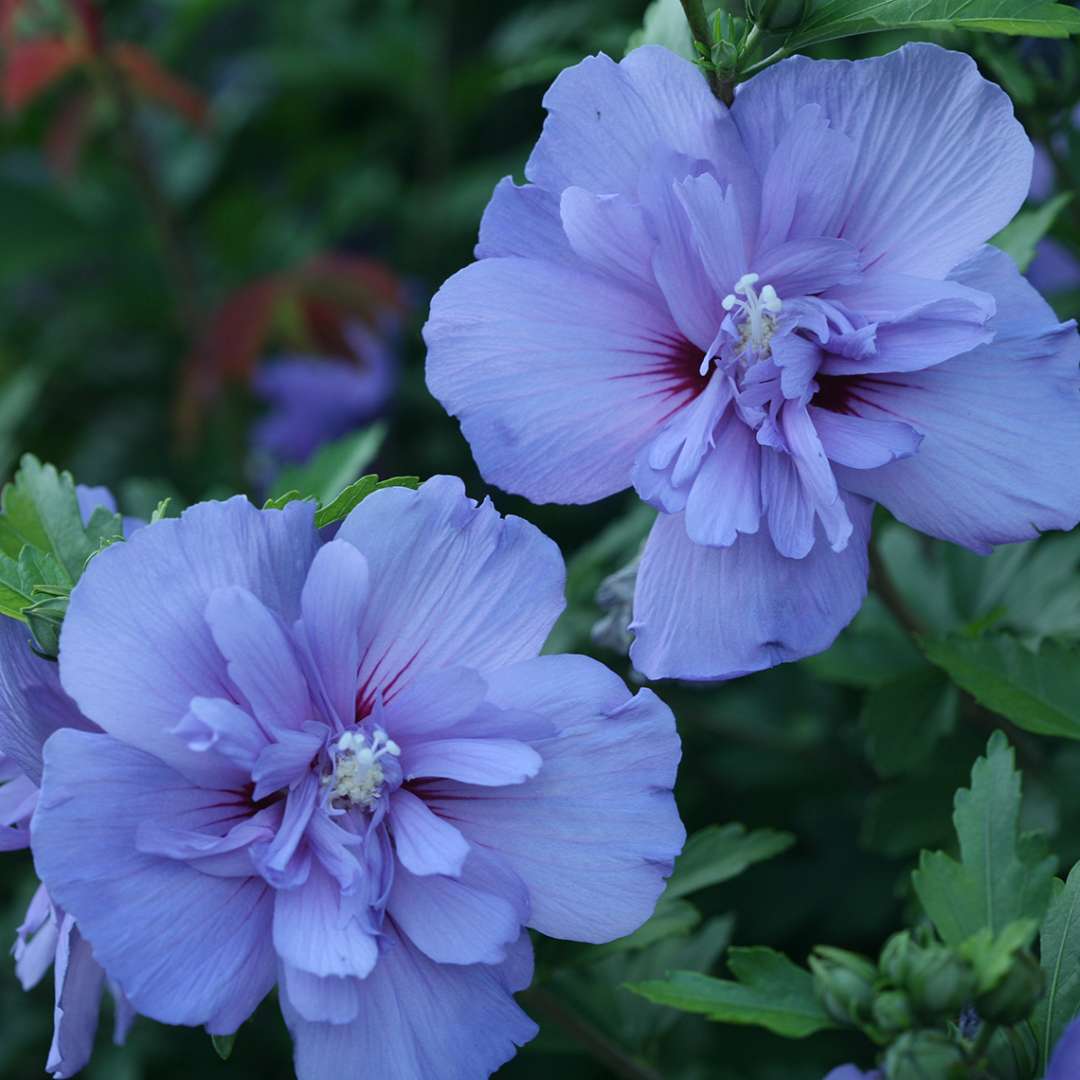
[700,272,783,376]
[723,272,782,356]
[323,727,400,809]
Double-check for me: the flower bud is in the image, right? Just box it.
[983,1020,1040,1080]
[976,951,1045,1026]
[746,0,808,31]
[883,1031,966,1080]
[879,931,916,986]
[810,946,877,1025]
[905,946,976,1020]
[871,989,915,1035]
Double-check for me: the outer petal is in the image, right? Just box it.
[631,497,873,680]
[337,477,565,695]
[33,730,276,1033]
[833,246,1080,553]
[475,178,572,263]
[0,618,91,786]
[283,924,537,1080]
[425,255,699,505]
[733,43,1031,276]
[47,916,105,1080]
[59,497,319,787]
[525,45,724,196]
[425,654,683,942]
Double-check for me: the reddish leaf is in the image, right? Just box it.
[43,83,90,174]
[109,42,209,128]
[3,37,85,112]
[68,0,102,53]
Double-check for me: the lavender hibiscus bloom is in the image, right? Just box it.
[31,477,683,1080]
[424,43,1080,680]
[253,320,397,467]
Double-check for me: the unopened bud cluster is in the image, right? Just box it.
[810,926,1045,1076]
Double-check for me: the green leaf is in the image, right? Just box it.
[315,475,419,529]
[958,918,1039,994]
[786,0,1080,49]
[0,547,68,623]
[263,491,307,512]
[627,947,838,1038]
[912,732,1056,945]
[665,824,795,901]
[993,193,1074,272]
[211,1033,236,1061]
[861,667,957,777]
[922,634,1080,740]
[269,424,387,505]
[1032,862,1080,1070]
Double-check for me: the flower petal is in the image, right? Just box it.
[425,654,683,943]
[732,43,1031,276]
[0,618,91,786]
[525,45,723,197]
[425,255,699,504]
[296,540,370,728]
[204,585,312,736]
[337,476,565,694]
[388,846,528,966]
[33,730,276,1033]
[46,915,105,1080]
[389,788,469,878]
[631,499,872,680]
[273,862,378,981]
[400,738,541,787]
[283,923,537,1080]
[59,497,318,788]
[475,177,572,263]
[834,246,1080,552]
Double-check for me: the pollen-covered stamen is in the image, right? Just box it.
[705,272,783,373]
[323,727,400,809]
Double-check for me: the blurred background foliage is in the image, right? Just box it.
[1,1,1080,1078]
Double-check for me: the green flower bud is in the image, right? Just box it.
[884,1031,966,1080]
[905,946,977,1020]
[879,931,916,986]
[810,946,877,1026]
[976,951,1045,1026]
[746,0,808,31]
[871,989,915,1035]
[984,1021,1040,1080]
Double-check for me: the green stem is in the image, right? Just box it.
[519,987,664,1080]
[868,543,926,639]
[678,0,732,105]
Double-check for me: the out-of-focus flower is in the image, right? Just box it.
[822,1067,881,1080]
[32,477,684,1080]
[180,255,407,462]
[252,321,397,468]
[1027,109,1080,297]
[425,43,1080,680]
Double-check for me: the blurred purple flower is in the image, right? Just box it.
[823,1068,881,1080]
[33,477,684,1080]
[1027,109,1080,296]
[425,43,1080,680]
[252,320,397,466]
[0,485,141,1078]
